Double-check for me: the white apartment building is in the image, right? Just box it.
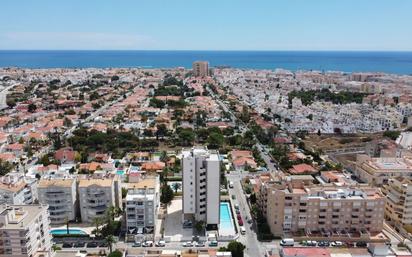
[78,177,121,223]
[382,177,412,229]
[192,61,209,77]
[0,204,53,257]
[125,177,159,234]
[37,178,77,225]
[182,147,220,228]
[0,173,38,205]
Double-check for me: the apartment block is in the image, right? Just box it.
[260,179,385,237]
[125,177,160,233]
[192,61,209,77]
[182,147,220,227]
[37,178,77,225]
[0,173,38,205]
[382,177,412,230]
[355,154,412,186]
[78,177,121,223]
[0,204,53,257]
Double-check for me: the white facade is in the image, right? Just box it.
[182,147,220,226]
[37,178,77,225]
[0,173,38,205]
[0,204,53,257]
[125,177,159,233]
[78,178,121,223]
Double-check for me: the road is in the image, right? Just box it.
[227,175,267,257]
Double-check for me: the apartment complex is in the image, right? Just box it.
[78,177,121,223]
[37,178,77,225]
[355,154,412,186]
[0,173,38,205]
[259,178,385,236]
[182,147,220,228]
[382,177,412,230]
[125,177,160,233]
[192,61,209,77]
[0,204,53,257]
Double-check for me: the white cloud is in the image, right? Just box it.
[0,32,156,50]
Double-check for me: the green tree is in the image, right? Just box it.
[108,250,122,257]
[160,184,174,205]
[156,124,168,139]
[221,241,246,257]
[172,182,181,193]
[207,132,225,149]
[28,103,37,113]
[106,235,116,254]
[383,130,401,140]
[0,160,13,176]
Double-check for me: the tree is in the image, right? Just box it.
[0,160,13,176]
[160,184,174,205]
[63,117,73,127]
[383,130,401,140]
[92,217,102,238]
[220,241,246,257]
[108,250,122,257]
[106,235,116,253]
[172,182,181,193]
[28,103,37,113]
[207,132,224,149]
[156,124,168,139]
[195,220,205,233]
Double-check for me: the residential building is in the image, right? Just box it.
[182,147,220,228]
[125,177,160,234]
[78,177,121,223]
[355,154,412,186]
[192,61,209,77]
[0,204,53,257]
[37,178,77,225]
[260,177,385,237]
[382,177,412,230]
[0,173,38,205]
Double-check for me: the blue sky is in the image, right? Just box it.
[1,0,411,50]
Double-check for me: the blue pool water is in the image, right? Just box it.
[50,229,87,235]
[219,202,235,230]
[116,170,125,175]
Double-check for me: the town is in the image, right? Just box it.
[2,61,412,257]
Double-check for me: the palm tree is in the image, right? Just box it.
[65,217,69,234]
[172,182,181,193]
[106,235,116,253]
[92,217,101,238]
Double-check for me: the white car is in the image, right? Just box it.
[142,241,153,247]
[182,241,192,247]
[331,241,343,247]
[155,240,166,247]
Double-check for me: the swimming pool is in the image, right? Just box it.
[116,170,125,175]
[219,202,236,236]
[50,229,87,235]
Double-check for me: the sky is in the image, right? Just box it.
[1,0,411,51]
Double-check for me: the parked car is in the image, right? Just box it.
[356,241,368,247]
[197,241,205,247]
[142,241,153,247]
[240,226,246,235]
[183,220,193,228]
[280,238,294,246]
[235,209,240,214]
[318,241,330,247]
[155,240,166,247]
[238,219,244,226]
[307,241,317,246]
[228,181,234,188]
[208,240,218,247]
[234,204,239,210]
[182,241,192,247]
[132,242,142,247]
[237,214,242,219]
[331,241,343,247]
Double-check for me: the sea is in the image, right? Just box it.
[0,50,412,75]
